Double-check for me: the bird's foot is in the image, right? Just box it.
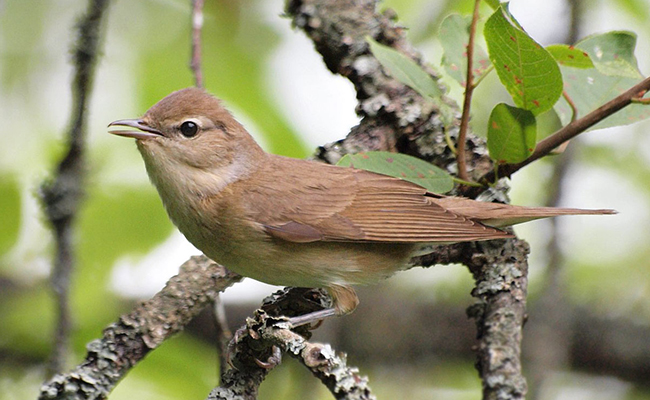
[288,307,337,327]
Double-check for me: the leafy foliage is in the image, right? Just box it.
[337,151,454,193]
[580,31,642,79]
[365,3,650,179]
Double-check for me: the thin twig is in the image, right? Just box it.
[473,64,494,86]
[40,0,111,377]
[456,0,482,182]
[213,295,232,378]
[477,75,650,186]
[191,0,205,88]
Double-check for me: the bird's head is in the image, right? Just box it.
[109,87,265,197]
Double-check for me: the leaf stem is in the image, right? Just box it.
[445,130,458,154]
[452,177,483,187]
[472,64,494,87]
[630,96,650,104]
[563,90,578,122]
[456,0,482,182]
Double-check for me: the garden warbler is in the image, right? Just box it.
[109,88,614,325]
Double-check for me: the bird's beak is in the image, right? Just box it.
[108,119,163,140]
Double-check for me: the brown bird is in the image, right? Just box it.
[108,88,614,325]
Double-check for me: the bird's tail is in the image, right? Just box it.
[429,196,616,228]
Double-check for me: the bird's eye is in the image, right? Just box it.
[180,121,199,137]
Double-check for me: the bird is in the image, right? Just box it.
[108,87,614,325]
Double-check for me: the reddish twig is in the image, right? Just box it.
[190,0,205,88]
[456,0,482,182]
[213,295,232,378]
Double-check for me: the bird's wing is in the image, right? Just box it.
[243,157,511,244]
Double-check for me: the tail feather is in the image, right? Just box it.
[429,196,616,228]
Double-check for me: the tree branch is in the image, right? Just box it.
[38,256,242,400]
[39,0,111,377]
[209,290,375,400]
[466,239,530,400]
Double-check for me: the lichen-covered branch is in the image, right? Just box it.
[39,0,111,377]
[39,256,242,400]
[208,290,375,400]
[466,239,529,400]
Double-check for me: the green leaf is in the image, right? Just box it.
[440,14,492,86]
[367,37,457,127]
[576,31,642,79]
[367,37,442,98]
[546,44,594,69]
[337,151,454,194]
[0,173,21,256]
[484,5,563,115]
[554,32,650,130]
[487,103,537,164]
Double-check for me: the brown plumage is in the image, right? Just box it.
[109,88,615,324]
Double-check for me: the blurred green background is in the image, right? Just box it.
[1,0,650,399]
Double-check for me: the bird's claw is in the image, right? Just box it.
[253,346,282,369]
